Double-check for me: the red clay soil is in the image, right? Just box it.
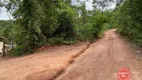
[0,42,89,80]
[56,29,142,80]
[0,29,142,80]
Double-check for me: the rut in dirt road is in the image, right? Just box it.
[55,29,142,80]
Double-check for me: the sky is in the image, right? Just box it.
[0,7,13,20]
[0,0,115,20]
[72,0,94,10]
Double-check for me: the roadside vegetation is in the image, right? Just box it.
[0,0,141,56]
[0,0,110,56]
[112,0,142,47]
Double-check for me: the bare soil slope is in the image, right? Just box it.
[0,42,89,80]
[56,29,142,80]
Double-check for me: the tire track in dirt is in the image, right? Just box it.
[49,43,91,80]
[55,29,142,80]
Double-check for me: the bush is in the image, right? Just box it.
[75,13,108,41]
[116,0,142,46]
[75,23,94,41]
[53,7,76,41]
[91,14,108,38]
[47,37,75,45]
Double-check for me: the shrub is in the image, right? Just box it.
[53,7,76,41]
[75,23,94,41]
[91,14,108,38]
[48,37,75,45]
[75,13,108,41]
[116,0,142,46]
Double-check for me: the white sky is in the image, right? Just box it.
[0,7,12,20]
[72,0,94,10]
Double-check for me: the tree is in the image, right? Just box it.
[72,0,88,24]
[3,0,78,55]
[0,0,3,13]
[38,0,59,38]
[116,0,124,6]
[81,1,87,24]
[116,0,142,45]
[0,0,3,7]
[93,0,114,11]
[11,0,46,55]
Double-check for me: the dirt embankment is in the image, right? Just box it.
[0,42,90,80]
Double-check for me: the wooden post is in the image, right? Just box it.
[3,39,6,57]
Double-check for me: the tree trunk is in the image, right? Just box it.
[3,39,6,57]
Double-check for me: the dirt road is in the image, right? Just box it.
[0,29,142,80]
[56,29,142,80]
